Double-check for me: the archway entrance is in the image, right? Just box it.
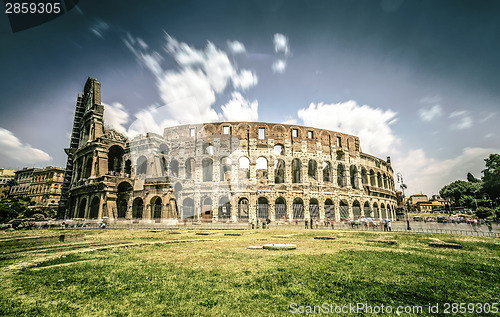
[202,197,212,222]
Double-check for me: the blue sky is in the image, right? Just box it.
[0,0,499,196]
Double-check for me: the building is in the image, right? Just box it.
[59,77,398,222]
[28,167,65,210]
[408,194,428,207]
[0,169,15,199]
[9,167,36,198]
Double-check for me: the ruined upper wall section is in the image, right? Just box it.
[159,122,392,163]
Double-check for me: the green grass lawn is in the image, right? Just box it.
[0,229,498,316]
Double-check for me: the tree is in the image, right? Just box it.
[0,197,30,223]
[482,154,500,200]
[475,206,494,219]
[467,172,480,183]
[440,180,481,205]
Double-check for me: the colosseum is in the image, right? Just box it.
[58,77,398,223]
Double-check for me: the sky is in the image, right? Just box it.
[0,0,499,196]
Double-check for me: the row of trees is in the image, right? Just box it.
[439,154,500,219]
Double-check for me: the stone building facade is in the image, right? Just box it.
[9,168,35,198]
[28,167,64,209]
[60,77,397,222]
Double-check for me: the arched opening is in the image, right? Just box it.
[84,157,93,178]
[238,157,250,180]
[117,182,132,219]
[383,174,388,189]
[309,198,319,219]
[373,203,379,218]
[185,158,195,179]
[170,160,179,178]
[275,197,286,220]
[377,172,382,188]
[202,159,213,181]
[89,197,100,219]
[370,169,376,186]
[124,159,132,176]
[159,144,169,155]
[78,198,87,218]
[137,156,147,175]
[325,199,335,220]
[274,159,285,184]
[238,198,249,221]
[173,182,182,199]
[292,158,301,183]
[117,198,127,218]
[361,168,368,185]
[308,160,317,180]
[381,203,386,219]
[256,157,268,180]
[151,196,162,220]
[364,201,371,217]
[292,197,304,220]
[256,197,269,219]
[323,161,331,182]
[339,200,349,219]
[218,196,231,220]
[203,143,214,155]
[352,200,361,218]
[202,197,212,222]
[220,157,232,182]
[350,165,358,189]
[108,145,124,174]
[132,197,143,219]
[182,198,195,220]
[274,144,284,156]
[337,164,345,187]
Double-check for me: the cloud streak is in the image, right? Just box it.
[0,128,52,164]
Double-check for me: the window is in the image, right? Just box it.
[337,136,342,147]
[223,126,230,135]
[308,131,313,139]
[292,129,298,137]
[190,128,195,137]
[258,128,265,140]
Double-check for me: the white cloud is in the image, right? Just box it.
[103,103,129,135]
[449,111,473,129]
[90,19,109,39]
[274,33,289,55]
[220,92,258,122]
[227,40,246,54]
[418,104,443,122]
[420,95,442,104]
[122,34,259,133]
[0,128,52,164]
[232,69,258,90]
[128,104,180,137]
[282,116,298,125]
[479,112,496,123]
[392,147,500,196]
[272,60,287,74]
[297,100,399,156]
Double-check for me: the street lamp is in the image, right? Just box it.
[397,172,411,230]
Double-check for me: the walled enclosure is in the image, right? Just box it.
[60,78,397,223]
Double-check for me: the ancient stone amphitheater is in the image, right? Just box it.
[59,78,397,223]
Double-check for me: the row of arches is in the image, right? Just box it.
[132,154,394,190]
